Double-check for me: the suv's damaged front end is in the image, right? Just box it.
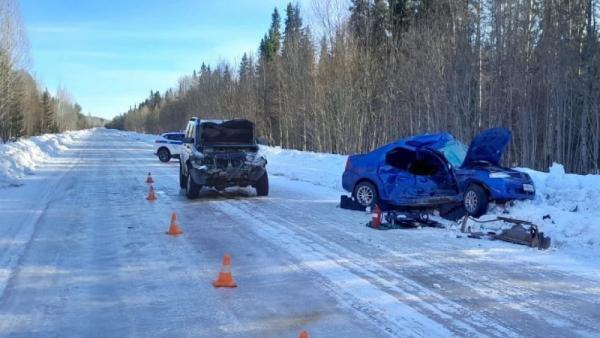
[189,145,267,190]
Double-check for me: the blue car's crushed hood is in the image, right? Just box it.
[463,128,511,167]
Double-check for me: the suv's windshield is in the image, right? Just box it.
[439,139,468,167]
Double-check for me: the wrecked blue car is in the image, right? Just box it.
[342,128,535,217]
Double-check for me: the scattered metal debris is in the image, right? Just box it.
[367,210,443,230]
[459,216,551,250]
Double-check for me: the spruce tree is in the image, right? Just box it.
[4,74,24,140]
[41,90,58,133]
[388,0,409,34]
[8,99,24,139]
[349,0,370,44]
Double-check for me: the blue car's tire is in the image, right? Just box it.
[464,185,488,217]
[354,181,379,208]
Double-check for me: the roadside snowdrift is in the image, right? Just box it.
[260,146,347,190]
[0,130,89,188]
[500,164,600,255]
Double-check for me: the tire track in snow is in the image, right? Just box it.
[247,186,600,336]
[213,200,507,338]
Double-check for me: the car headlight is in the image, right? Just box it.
[190,153,205,166]
[489,172,510,179]
[246,153,266,166]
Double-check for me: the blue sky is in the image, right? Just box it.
[20,0,311,120]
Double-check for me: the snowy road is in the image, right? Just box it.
[0,129,599,337]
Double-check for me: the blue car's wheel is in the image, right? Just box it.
[464,185,488,217]
[354,181,379,208]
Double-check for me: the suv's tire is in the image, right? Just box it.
[464,184,488,217]
[185,170,201,199]
[354,181,379,208]
[255,172,269,196]
[158,147,171,162]
[179,162,186,189]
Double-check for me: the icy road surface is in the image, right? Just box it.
[0,128,599,337]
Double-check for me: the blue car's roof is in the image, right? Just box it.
[372,132,455,154]
[367,128,511,167]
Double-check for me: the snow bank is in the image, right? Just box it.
[498,164,600,256]
[0,130,90,188]
[260,146,347,190]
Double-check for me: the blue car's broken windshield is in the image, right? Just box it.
[439,140,467,167]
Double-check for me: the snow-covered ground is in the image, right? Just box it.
[0,128,599,337]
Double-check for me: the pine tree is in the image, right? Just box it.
[260,8,281,62]
[284,3,302,39]
[257,8,283,144]
[41,90,57,133]
[283,3,303,60]
[8,96,24,139]
[370,0,389,49]
[349,0,370,45]
[269,8,281,57]
[388,0,409,33]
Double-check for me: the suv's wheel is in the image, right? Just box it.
[185,169,201,199]
[464,184,488,217]
[354,181,379,208]
[255,172,269,196]
[158,148,171,162]
[179,161,186,189]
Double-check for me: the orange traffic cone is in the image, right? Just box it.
[299,330,308,338]
[145,172,154,184]
[371,204,382,228]
[146,185,157,201]
[213,254,237,288]
[166,212,182,235]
